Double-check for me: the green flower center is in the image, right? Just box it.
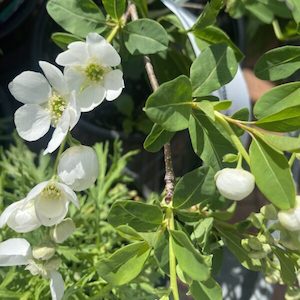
[41,183,62,201]
[85,63,106,82]
[48,94,67,126]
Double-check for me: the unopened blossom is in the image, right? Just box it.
[0,180,79,231]
[58,145,99,191]
[214,168,255,201]
[0,238,64,300]
[278,196,300,232]
[56,32,124,112]
[9,61,81,154]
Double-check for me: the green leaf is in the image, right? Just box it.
[192,26,244,61]
[96,241,151,286]
[273,247,297,285]
[108,200,163,231]
[216,225,261,271]
[193,217,214,249]
[255,106,300,132]
[102,0,125,20]
[212,100,232,111]
[46,0,106,37]
[51,32,82,50]
[195,101,215,120]
[123,19,169,55]
[245,1,274,23]
[170,230,211,282]
[287,0,300,23]
[254,46,300,81]
[190,44,238,96]
[254,82,300,119]
[189,110,235,171]
[262,134,300,152]
[173,166,215,209]
[191,0,224,31]
[145,75,193,131]
[249,137,295,210]
[132,0,148,17]
[190,279,222,300]
[144,124,175,152]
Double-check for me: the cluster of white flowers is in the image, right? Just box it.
[0,32,123,300]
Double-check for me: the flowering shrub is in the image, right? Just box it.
[2,0,300,299]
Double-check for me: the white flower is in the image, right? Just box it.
[56,32,124,112]
[58,145,99,191]
[0,238,64,300]
[214,168,255,201]
[0,180,79,231]
[278,196,300,231]
[9,61,81,154]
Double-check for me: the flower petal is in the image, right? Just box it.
[0,238,31,266]
[51,218,76,244]
[104,69,124,101]
[86,33,121,67]
[50,271,64,300]
[14,104,51,141]
[0,199,25,228]
[39,61,68,95]
[26,181,49,202]
[77,85,106,112]
[68,91,81,130]
[64,67,85,92]
[56,41,88,66]
[8,71,51,104]
[44,111,70,155]
[7,200,41,233]
[34,188,69,227]
[58,145,99,191]
[58,183,79,208]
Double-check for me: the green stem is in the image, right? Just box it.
[106,25,120,43]
[289,152,297,167]
[52,135,67,176]
[272,19,285,41]
[166,208,180,300]
[215,111,251,165]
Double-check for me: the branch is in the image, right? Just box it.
[128,2,175,204]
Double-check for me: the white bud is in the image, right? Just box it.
[58,145,99,191]
[278,197,300,231]
[51,218,76,244]
[32,246,55,261]
[214,168,255,201]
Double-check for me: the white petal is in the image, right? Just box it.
[50,271,64,300]
[58,183,79,208]
[278,207,300,231]
[7,200,41,233]
[44,111,70,155]
[14,104,51,141]
[77,85,106,112]
[39,61,68,95]
[0,199,25,228]
[58,145,99,191]
[26,181,49,202]
[8,71,51,104]
[215,168,255,201]
[64,67,85,92]
[34,190,69,227]
[56,41,89,66]
[86,33,121,67]
[104,69,124,101]
[51,218,76,244]
[68,91,81,130]
[0,238,31,266]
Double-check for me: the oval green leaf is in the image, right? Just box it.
[123,19,169,55]
[102,0,125,20]
[249,137,295,210]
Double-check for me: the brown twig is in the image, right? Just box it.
[128,3,175,204]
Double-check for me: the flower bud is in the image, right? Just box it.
[58,145,99,191]
[278,196,300,232]
[50,218,75,244]
[32,245,55,261]
[214,168,255,201]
